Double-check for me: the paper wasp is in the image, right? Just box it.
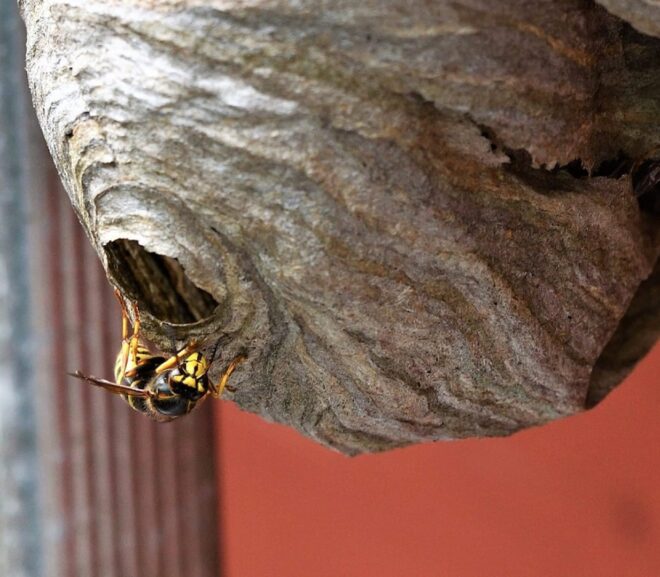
[70,291,243,422]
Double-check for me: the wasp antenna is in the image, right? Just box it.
[68,370,151,399]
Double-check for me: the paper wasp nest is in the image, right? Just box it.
[21,0,659,453]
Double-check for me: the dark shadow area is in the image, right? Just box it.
[587,260,660,407]
[632,152,660,214]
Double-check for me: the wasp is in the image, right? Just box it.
[69,291,244,422]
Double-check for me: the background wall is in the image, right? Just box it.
[217,342,660,577]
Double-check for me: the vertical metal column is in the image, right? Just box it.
[0,2,221,575]
[0,2,42,577]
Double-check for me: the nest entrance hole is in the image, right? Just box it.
[105,239,218,324]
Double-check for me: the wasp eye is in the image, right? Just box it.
[153,395,192,417]
[151,373,195,417]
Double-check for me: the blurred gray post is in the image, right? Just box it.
[0,2,42,576]
[0,2,221,576]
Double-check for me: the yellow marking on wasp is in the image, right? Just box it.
[176,374,202,392]
[184,354,208,380]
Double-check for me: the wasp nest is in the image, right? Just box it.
[22,0,660,453]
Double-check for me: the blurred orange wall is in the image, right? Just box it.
[217,343,660,577]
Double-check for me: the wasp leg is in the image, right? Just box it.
[128,301,141,363]
[114,289,134,382]
[211,355,246,398]
[123,301,144,379]
[114,289,132,338]
[153,341,200,375]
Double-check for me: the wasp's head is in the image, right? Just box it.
[168,351,209,401]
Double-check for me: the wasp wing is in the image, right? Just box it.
[68,370,151,398]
